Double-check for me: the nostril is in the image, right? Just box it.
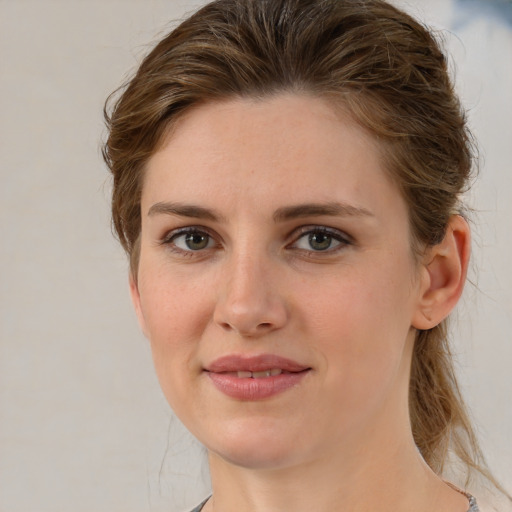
[218,320,275,337]
[219,322,233,331]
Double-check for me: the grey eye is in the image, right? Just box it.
[294,230,343,252]
[308,232,333,251]
[173,231,213,251]
[292,227,349,253]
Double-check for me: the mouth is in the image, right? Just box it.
[204,354,311,400]
[221,369,289,378]
[205,353,310,373]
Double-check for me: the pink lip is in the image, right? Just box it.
[206,354,309,373]
[205,354,311,400]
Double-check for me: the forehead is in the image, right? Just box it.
[142,94,403,220]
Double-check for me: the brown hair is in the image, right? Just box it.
[103,0,503,492]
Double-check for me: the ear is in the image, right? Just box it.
[412,215,471,330]
[129,273,149,338]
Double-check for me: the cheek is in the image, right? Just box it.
[304,262,413,336]
[302,280,413,432]
[136,267,214,396]
[300,262,415,382]
[139,260,213,339]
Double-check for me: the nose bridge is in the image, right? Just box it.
[214,242,287,336]
[231,248,269,304]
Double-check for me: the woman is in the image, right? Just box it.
[103,0,508,510]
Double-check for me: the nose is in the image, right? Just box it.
[213,251,288,338]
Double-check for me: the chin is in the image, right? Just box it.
[204,418,305,470]
[211,443,299,471]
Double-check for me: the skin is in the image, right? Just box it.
[131,94,471,512]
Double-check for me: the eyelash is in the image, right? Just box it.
[288,226,352,255]
[160,225,352,257]
[160,227,219,257]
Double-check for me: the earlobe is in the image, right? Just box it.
[412,215,471,330]
[129,273,149,338]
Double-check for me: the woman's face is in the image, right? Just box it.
[132,94,427,470]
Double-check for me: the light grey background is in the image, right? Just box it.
[0,1,510,511]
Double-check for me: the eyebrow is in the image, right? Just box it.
[272,202,374,222]
[147,202,226,222]
[147,200,374,223]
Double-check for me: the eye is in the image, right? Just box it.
[166,229,216,252]
[291,227,350,252]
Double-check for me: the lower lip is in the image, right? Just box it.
[206,371,309,400]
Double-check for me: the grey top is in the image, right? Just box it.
[467,493,480,511]
[189,494,480,511]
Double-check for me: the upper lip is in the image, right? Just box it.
[205,354,310,373]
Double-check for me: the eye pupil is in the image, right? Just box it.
[309,232,332,251]
[185,232,209,250]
